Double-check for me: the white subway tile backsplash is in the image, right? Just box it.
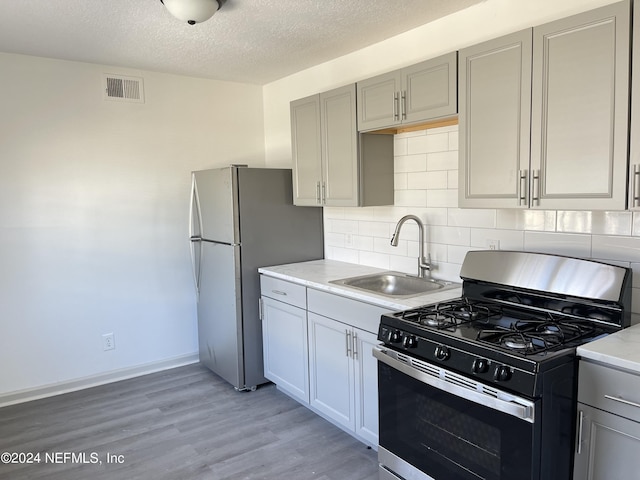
[408,171,448,190]
[395,189,428,207]
[448,245,474,265]
[448,209,496,229]
[431,225,470,246]
[426,189,457,208]
[359,221,391,238]
[592,235,640,263]
[496,209,557,231]
[425,132,450,153]
[394,137,408,156]
[470,228,525,250]
[407,134,430,154]
[523,231,591,257]
[395,154,427,173]
[359,251,391,270]
[394,173,408,190]
[427,151,457,171]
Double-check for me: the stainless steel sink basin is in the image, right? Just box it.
[330,272,459,298]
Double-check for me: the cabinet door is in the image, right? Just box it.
[320,85,359,207]
[630,0,640,208]
[353,328,380,447]
[357,70,401,131]
[458,30,532,208]
[291,94,322,206]
[308,312,354,431]
[573,403,640,480]
[261,297,309,403]
[403,52,457,124]
[531,1,630,210]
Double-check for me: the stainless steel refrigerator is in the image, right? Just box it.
[189,166,324,391]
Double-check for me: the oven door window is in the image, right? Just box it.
[378,362,540,480]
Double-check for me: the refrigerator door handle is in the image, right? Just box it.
[189,175,203,293]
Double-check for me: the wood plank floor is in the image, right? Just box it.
[0,364,378,480]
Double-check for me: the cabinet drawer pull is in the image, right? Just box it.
[401,91,407,120]
[519,170,528,206]
[352,332,358,359]
[393,92,399,121]
[316,181,321,205]
[532,169,540,206]
[271,290,288,296]
[576,409,584,455]
[604,394,640,409]
[634,164,640,208]
[346,330,352,357]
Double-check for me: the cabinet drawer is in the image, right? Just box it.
[578,361,640,422]
[307,288,391,334]
[260,276,306,309]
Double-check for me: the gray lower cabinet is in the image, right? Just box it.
[460,1,630,210]
[290,84,394,207]
[574,361,640,480]
[260,276,309,403]
[357,52,457,132]
[260,273,384,448]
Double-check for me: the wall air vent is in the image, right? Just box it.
[103,74,144,103]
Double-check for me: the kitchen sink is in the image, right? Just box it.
[330,271,459,298]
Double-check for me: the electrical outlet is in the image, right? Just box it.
[345,233,354,247]
[486,239,500,251]
[102,333,115,351]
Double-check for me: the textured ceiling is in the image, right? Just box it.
[0,0,483,85]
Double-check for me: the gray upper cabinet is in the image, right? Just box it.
[629,0,640,209]
[458,30,532,208]
[357,52,457,132]
[460,0,630,210]
[291,84,394,207]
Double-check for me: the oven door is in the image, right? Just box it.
[374,346,541,480]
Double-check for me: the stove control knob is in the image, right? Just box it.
[472,358,489,374]
[493,365,511,382]
[402,335,417,348]
[388,330,402,343]
[434,345,450,361]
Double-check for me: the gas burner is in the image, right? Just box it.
[502,335,533,350]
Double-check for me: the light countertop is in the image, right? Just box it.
[577,322,640,375]
[258,259,462,311]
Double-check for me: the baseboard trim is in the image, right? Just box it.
[0,353,200,408]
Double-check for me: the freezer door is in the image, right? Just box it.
[192,168,239,244]
[197,240,244,388]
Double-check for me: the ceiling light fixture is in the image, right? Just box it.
[160,0,222,25]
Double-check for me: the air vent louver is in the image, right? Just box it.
[103,74,144,103]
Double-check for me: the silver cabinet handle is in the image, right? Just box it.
[352,332,358,359]
[532,169,540,206]
[519,170,528,206]
[604,394,640,409]
[321,182,326,204]
[633,164,640,208]
[271,290,287,296]
[393,92,399,121]
[258,298,264,321]
[401,90,407,120]
[346,330,352,357]
[316,181,321,205]
[576,409,584,455]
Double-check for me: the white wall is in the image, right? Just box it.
[0,53,265,399]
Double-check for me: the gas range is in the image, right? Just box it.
[378,250,632,397]
[376,250,632,480]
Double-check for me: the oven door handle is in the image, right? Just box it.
[373,346,536,423]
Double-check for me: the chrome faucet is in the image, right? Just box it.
[390,214,431,278]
